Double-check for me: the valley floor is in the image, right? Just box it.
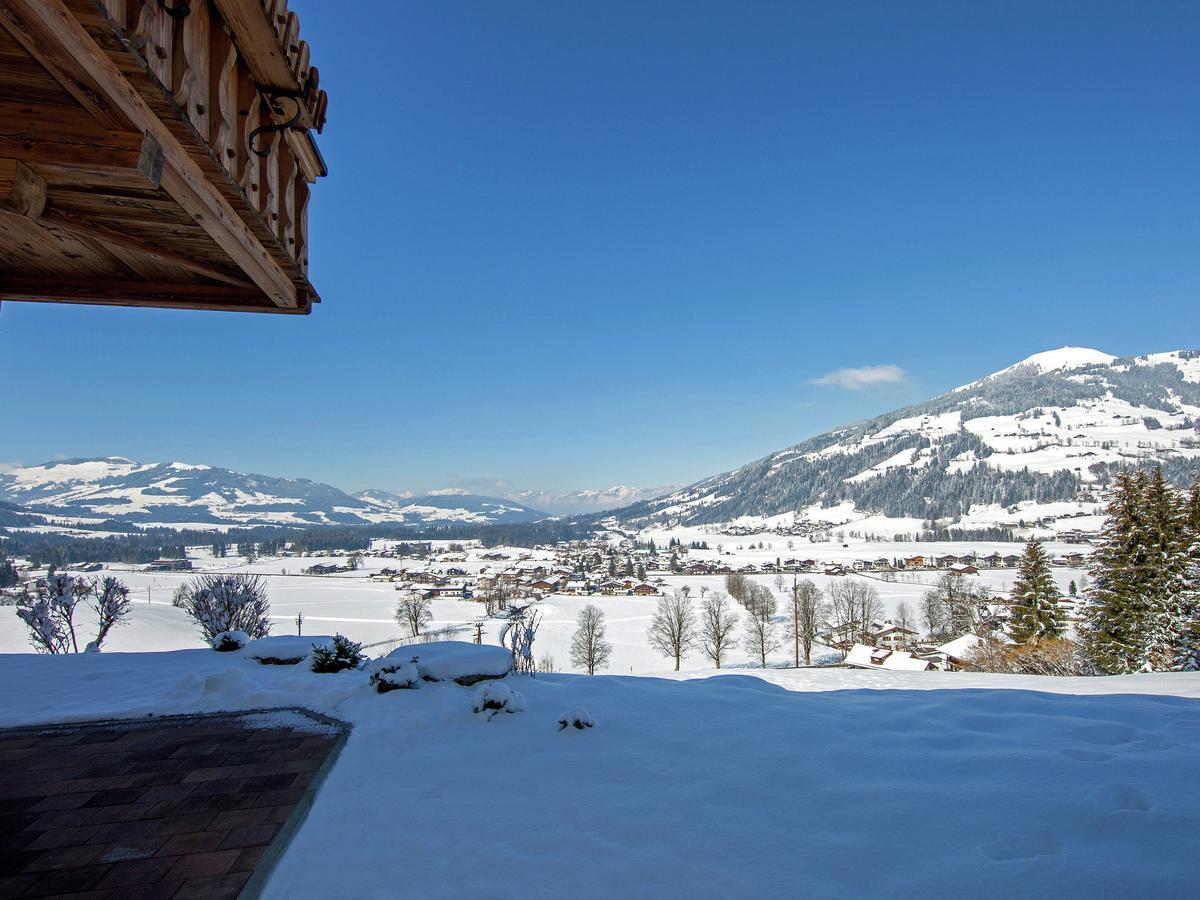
[0,651,1197,898]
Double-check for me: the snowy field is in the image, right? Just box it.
[0,543,1089,674]
[3,543,1198,895]
[0,650,1197,898]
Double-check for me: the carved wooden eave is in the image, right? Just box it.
[0,0,329,314]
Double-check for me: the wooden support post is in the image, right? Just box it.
[0,158,46,218]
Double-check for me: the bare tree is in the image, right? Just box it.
[647,589,697,671]
[481,579,514,616]
[920,585,948,638]
[742,584,781,668]
[895,600,914,633]
[395,592,433,638]
[500,605,541,675]
[724,572,751,606]
[921,574,988,640]
[570,604,612,674]
[826,579,882,646]
[699,591,739,669]
[787,578,827,666]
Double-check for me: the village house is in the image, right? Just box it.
[844,644,935,671]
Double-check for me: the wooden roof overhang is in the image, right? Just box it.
[0,0,329,314]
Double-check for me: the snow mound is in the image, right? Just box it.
[557,707,594,731]
[472,681,526,717]
[407,641,512,685]
[369,654,419,692]
[211,630,249,652]
[244,635,334,665]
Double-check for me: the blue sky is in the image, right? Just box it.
[2,0,1197,496]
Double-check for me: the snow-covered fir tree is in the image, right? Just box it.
[1083,467,1197,673]
[1083,470,1155,673]
[1008,538,1064,644]
[1175,476,1200,671]
[1143,467,1189,670]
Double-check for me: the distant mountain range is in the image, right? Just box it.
[503,485,681,515]
[4,348,1198,541]
[0,459,548,530]
[596,348,1200,537]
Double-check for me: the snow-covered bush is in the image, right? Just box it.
[557,708,594,731]
[311,633,366,673]
[17,573,132,654]
[176,574,271,643]
[472,681,526,718]
[211,630,249,652]
[245,635,333,665]
[369,654,420,692]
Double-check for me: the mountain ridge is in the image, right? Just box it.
[0,459,547,529]
[594,348,1200,536]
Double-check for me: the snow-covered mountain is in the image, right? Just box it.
[604,348,1200,537]
[504,485,680,515]
[0,458,547,530]
[350,488,547,524]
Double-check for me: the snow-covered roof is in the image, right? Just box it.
[937,634,984,660]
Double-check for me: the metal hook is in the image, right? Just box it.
[248,93,305,158]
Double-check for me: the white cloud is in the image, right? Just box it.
[809,364,907,390]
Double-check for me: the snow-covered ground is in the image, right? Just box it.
[0,541,1092,672]
[0,649,1197,898]
[3,540,1198,895]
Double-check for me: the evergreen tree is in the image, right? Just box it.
[1084,471,1151,672]
[1081,465,1197,671]
[1143,466,1189,669]
[0,558,18,589]
[1174,476,1200,671]
[1008,538,1064,644]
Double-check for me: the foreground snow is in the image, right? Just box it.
[0,650,1197,897]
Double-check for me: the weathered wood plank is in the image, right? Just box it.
[0,102,161,182]
[0,157,46,218]
[0,275,310,313]
[41,209,252,287]
[210,0,299,92]
[0,0,126,128]
[9,0,299,307]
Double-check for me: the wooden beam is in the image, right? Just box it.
[210,0,301,93]
[0,158,47,218]
[2,0,298,308]
[40,210,253,288]
[0,277,310,314]
[0,101,163,182]
[0,0,126,129]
